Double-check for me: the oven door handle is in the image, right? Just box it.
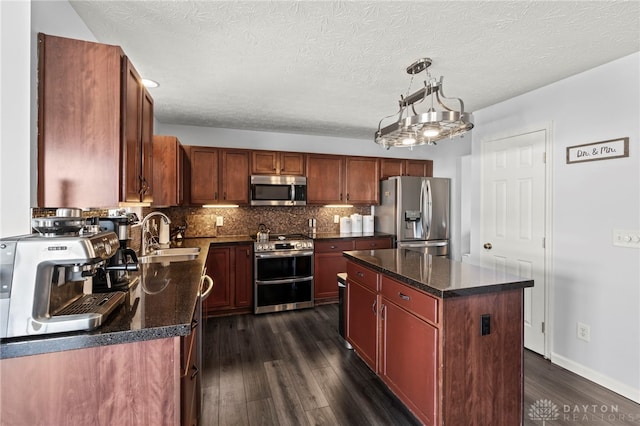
[256,276,314,285]
[254,251,314,259]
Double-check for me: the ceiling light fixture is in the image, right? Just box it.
[374,58,473,149]
[142,78,159,88]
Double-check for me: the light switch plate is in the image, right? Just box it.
[612,229,640,248]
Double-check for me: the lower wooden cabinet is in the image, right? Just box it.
[314,237,391,302]
[181,294,202,426]
[380,299,438,425]
[346,278,378,371]
[0,338,181,425]
[345,259,525,426]
[204,243,253,316]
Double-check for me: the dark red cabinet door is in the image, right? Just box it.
[346,280,378,371]
[380,300,438,425]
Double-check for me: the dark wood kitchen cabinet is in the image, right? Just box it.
[306,154,344,204]
[313,236,391,303]
[203,243,253,316]
[313,239,353,302]
[380,278,438,425]
[0,338,181,425]
[251,150,305,175]
[152,135,185,207]
[181,293,202,426]
[187,146,249,205]
[37,33,154,207]
[306,154,379,204]
[345,261,379,372]
[380,159,433,179]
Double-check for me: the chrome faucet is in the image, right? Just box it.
[139,212,172,255]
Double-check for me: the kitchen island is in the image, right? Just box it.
[0,237,215,426]
[343,248,534,426]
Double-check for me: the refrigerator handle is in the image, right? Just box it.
[423,179,432,239]
[419,179,425,239]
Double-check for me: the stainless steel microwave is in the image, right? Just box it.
[250,175,307,206]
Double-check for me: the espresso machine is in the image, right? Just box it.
[92,213,139,292]
[0,215,126,338]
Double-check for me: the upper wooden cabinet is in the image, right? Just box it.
[380,158,433,179]
[306,154,344,204]
[251,150,305,175]
[152,135,184,207]
[306,154,379,205]
[187,146,249,205]
[37,33,153,208]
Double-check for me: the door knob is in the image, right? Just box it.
[483,243,492,250]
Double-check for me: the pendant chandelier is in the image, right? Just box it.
[374,58,473,149]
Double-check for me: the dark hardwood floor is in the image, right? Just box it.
[202,304,640,425]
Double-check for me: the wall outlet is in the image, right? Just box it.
[613,229,640,248]
[334,215,340,224]
[577,322,590,342]
[216,216,224,226]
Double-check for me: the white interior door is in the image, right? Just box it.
[480,130,547,355]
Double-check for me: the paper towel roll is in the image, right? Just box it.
[363,215,374,233]
[159,221,170,247]
[350,214,363,233]
[339,217,352,234]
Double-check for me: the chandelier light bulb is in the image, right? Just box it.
[423,126,441,138]
[402,137,416,145]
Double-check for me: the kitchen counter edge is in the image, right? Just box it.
[344,249,534,299]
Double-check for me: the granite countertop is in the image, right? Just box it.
[343,248,534,298]
[0,238,216,359]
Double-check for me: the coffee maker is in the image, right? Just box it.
[0,227,125,338]
[92,214,139,292]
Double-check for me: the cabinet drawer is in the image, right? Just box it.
[347,261,379,292]
[354,238,391,250]
[315,239,354,253]
[381,276,438,324]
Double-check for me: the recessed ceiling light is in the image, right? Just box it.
[142,78,159,88]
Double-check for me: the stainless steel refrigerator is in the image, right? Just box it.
[376,176,450,256]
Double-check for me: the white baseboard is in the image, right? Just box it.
[550,351,640,404]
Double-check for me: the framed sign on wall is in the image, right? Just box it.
[566,137,629,164]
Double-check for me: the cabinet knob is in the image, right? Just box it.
[483,242,493,250]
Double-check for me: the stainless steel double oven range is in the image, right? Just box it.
[253,234,314,314]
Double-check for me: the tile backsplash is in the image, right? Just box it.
[146,205,373,237]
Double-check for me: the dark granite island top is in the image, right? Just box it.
[0,237,216,359]
[343,248,533,298]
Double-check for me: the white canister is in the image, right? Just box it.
[339,217,352,234]
[363,215,374,233]
[350,214,363,233]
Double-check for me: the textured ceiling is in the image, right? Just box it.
[69,1,640,140]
